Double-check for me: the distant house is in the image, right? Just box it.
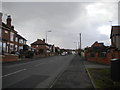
[86,41,108,57]
[85,26,120,64]
[0,13,27,54]
[85,41,110,64]
[31,39,49,55]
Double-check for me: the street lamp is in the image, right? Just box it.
[46,30,52,43]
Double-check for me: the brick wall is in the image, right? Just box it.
[0,54,18,62]
[85,52,111,64]
[31,45,46,54]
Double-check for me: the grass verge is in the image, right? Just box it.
[88,68,120,89]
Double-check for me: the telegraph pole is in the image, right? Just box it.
[80,33,81,49]
[79,33,81,56]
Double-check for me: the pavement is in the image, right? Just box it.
[51,55,94,88]
[51,55,110,89]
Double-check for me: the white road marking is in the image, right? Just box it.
[1,69,27,78]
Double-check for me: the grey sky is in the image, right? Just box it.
[2,1,118,49]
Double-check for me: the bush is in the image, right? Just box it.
[25,51,34,58]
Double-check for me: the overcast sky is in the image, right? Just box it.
[1,1,119,49]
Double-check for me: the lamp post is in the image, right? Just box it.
[46,30,52,43]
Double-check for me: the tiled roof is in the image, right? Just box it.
[2,22,17,33]
[31,39,47,45]
[17,34,27,41]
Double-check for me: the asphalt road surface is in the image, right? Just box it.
[2,55,75,88]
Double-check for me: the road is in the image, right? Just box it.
[2,55,75,88]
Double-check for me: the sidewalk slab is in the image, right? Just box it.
[51,55,94,88]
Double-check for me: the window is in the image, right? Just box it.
[0,28,1,37]
[5,30,8,34]
[10,43,14,51]
[24,41,26,44]
[10,32,14,41]
[98,52,106,57]
[15,45,18,51]
[7,46,9,53]
[16,37,18,42]
[3,42,6,52]
[19,39,23,44]
[36,45,38,47]
[19,46,23,50]
[0,41,2,53]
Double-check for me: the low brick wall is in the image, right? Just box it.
[85,53,111,64]
[0,54,18,62]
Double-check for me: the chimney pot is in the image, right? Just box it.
[43,39,45,42]
[37,39,40,41]
[6,15,12,26]
[11,26,14,30]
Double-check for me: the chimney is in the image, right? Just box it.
[43,39,45,42]
[0,12,2,24]
[6,15,12,26]
[11,26,14,30]
[37,39,40,41]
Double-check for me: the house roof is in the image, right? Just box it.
[110,26,120,38]
[55,47,60,49]
[17,34,27,41]
[2,22,17,33]
[31,39,48,45]
[91,41,105,47]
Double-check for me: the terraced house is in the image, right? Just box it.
[0,12,27,55]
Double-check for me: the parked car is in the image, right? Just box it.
[61,52,66,56]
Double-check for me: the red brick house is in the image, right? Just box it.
[31,39,56,56]
[85,41,111,64]
[0,13,27,54]
[31,39,48,56]
[0,12,27,62]
[85,26,120,64]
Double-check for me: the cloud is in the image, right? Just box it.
[2,2,118,49]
